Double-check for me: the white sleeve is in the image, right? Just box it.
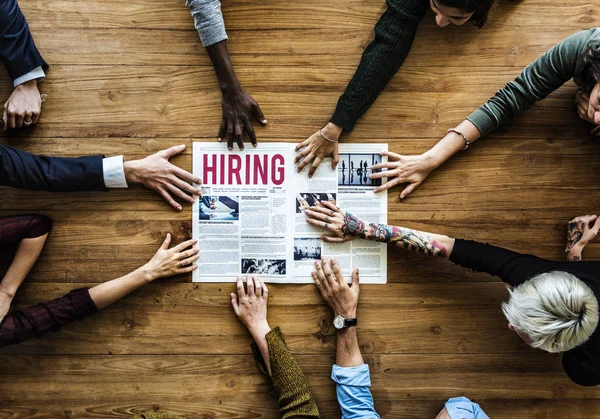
[13,66,46,87]
[102,156,128,188]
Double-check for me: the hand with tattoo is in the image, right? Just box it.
[565,214,600,261]
[304,201,452,257]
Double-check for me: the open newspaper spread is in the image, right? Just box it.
[192,142,388,283]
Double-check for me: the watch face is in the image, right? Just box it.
[333,314,345,329]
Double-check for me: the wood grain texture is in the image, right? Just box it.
[2,0,600,417]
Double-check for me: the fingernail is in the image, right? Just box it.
[228,147,232,151]
[314,261,319,266]
[179,144,185,149]
[218,138,223,142]
[253,144,257,148]
[177,205,182,210]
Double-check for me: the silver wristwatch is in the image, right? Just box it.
[333,313,358,329]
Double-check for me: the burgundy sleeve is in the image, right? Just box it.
[0,288,98,347]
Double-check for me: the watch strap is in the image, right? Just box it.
[344,318,358,327]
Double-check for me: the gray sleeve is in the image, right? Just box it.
[466,29,597,137]
[186,0,228,47]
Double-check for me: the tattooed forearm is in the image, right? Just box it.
[357,222,448,257]
[341,212,365,237]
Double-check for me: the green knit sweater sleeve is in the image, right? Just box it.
[467,28,600,137]
[330,0,427,131]
[251,327,320,418]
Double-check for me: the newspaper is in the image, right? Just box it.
[192,142,388,284]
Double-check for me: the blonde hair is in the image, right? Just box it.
[502,271,599,353]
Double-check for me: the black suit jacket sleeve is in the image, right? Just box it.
[0,145,107,191]
[0,0,47,82]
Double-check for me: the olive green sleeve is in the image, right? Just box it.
[466,28,599,137]
[252,327,320,418]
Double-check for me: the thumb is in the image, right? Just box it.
[230,293,240,314]
[159,144,186,159]
[161,233,171,250]
[400,182,419,201]
[351,268,360,290]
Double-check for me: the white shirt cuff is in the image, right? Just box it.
[13,66,46,87]
[102,156,128,188]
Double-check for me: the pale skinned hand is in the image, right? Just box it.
[295,122,341,177]
[575,90,600,126]
[370,151,435,199]
[219,89,267,151]
[565,215,600,261]
[231,275,270,333]
[141,233,199,280]
[124,145,203,211]
[3,79,42,130]
[305,200,362,244]
[312,258,360,319]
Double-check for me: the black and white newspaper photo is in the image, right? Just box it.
[192,142,388,283]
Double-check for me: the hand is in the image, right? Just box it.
[231,275,270,335]
[124,145,202,211]
[565,214,600,261]
[295,123,342,177]
[305,200,363,243]
[312,258,359,319]
[575,90,600,125]
[219,88,267,150]
[141,233,199,280]
[3,80,42,130]
[0,288,13,321]
[370,151,435,198]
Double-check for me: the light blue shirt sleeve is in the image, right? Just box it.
[186,0,228,47]
[331,364,380,419]
[445,397,490,419]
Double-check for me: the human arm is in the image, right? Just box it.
[0,233,198,347]
[565,214,600,262]
[0,214,52,320]
[294,0,427,176]
[306,201,555,286]
[312,260,380,419]
[231,276,320,418]
[0,0,48,130]
[186,0,267,150]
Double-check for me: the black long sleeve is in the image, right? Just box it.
[0,145,106,192]
[330,0,427,131]
[0,0,47,82]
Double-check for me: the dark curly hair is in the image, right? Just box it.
[574,47,600,95]
[437,0,497,28]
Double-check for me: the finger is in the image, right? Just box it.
[171,166,203,187]
[31,109,40,124]
[295,138,310,152]
[218,119,226,142]
[306,217,335,232]
[321,258,336,287]
[247,275,255,296]
[308,157,323,178]
[296,153,315,172]
[177,263,198,273]
[351,268,360,291]
[237,276,246,297]
[160,233,172,250]
[178,247,199,260]
[14,111,24,128]
[158,144,186,159]
[370,162,393,171]
[234,122,244,151]
[173,238,198,253]
[380,151,401,160]
[332,147,339,169]
[400,182,420,200]
[311,271,322,289]
[331,258,344,285]
[369,170,392,180]
[165,183,195,204]
[307,205,340,217]
[170,174,202,196]
[319,200,340,212]
[2,106,7,131]
[230,293,240,314]
[294,147,311,164]
[244,119,257,147]
[158,187,182,211]
[373,178,401,194]
[321,235,353,243]
[262,280,269,299]
[180,253,200,266]
[7,110,15,129]
[305,209,331,223]
[254,276,263,297]
[253,103,267,124]
[23,111,33,127]
[226,119,234,150]
[314,260,327,285]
